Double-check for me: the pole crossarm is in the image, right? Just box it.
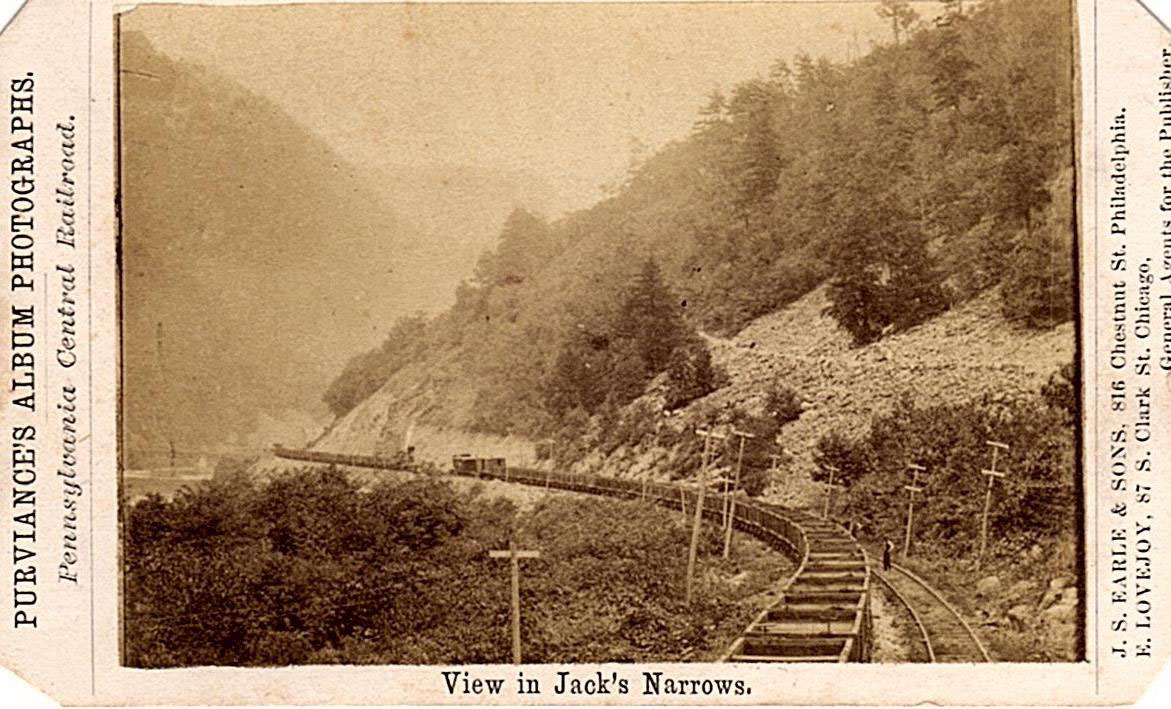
[488,550,541,560]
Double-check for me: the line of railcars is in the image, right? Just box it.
[272,446,871,662]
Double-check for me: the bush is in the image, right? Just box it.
[664,337,721,409]
[835,392,1076,556]
[764,384,803,428]
[124,469,769,666]
[1040,361,1077,424]
[811,431,869,488]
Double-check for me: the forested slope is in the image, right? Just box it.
[321,0,1075,450]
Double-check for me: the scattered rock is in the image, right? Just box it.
[1007,604,1032,631]
[976,575,1001,596]
[1007,580,1034,600]
[1049,577,1069,591]
[1042,602,1075,622]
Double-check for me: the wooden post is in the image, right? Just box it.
[977,441,1010,569]
[724,428,755,558]
[902,463,927,559]
[488,538,541,664]
[821,465,842,519]
[686,427,724,606]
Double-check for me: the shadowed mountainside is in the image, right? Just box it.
[119,31,551,462]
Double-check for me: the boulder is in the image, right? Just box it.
[1038,588,1061,610]
[1049,577,1070,591]
[1007,580,1034,600]
[976,575,1001,596]
[1007,604,1032,631]
[1043,602,1075,622]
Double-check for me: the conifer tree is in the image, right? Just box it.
[618,259,688,373]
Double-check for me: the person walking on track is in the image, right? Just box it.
[882,539,894,572]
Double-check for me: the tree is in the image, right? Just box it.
[824,198,949,345]
[474,208,557,288]
[812,431,869,488]
[664,337,720,410]
[617,259,689,373]
[876,0,919,45]
[725,79,784,222]
[693,88,728,132]
[927,5,978,115]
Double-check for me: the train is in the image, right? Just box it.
[271,446,872,662]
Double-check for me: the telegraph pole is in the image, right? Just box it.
[686,427,725,606]
[488,537,541,664]
[821,465,842,519]
[724,428,755,557]
[712,476,733,531]
[902,463,927,558]
[977,441,1010,569]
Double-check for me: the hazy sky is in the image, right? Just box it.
[121,1,926,214]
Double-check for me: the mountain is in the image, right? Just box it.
[295,0,1075,478]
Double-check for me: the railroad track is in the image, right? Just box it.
[721,510,871,663]
[271,446,873,663]
[870,560,991,663]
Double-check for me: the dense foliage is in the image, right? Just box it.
[124,471,777,666]
[817,366,1077,556]
[323,0,1073,444]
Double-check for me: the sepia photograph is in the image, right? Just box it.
[117,0,1079,669]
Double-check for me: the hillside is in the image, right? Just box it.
[276,0,1079,507]
[119,30,552,464]
[706,286,1073,466]
[296,280,1072,491]
[314,0,1074,452]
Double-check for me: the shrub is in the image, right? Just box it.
[836,393,1076,556]
[1040,361,1077,424]
[664,338,721,409]
[764,384,803,428]
[811,431,869,488]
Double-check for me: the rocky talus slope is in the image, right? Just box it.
[257,285,1073,497]
[566,285,1073,505]
[703,285,1072,461]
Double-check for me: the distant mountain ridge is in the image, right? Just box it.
[119,32,550,462]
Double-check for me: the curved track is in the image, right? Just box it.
[871,561,991,662]
[271,447,873,662]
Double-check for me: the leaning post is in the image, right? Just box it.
[902,463,927,559]
[977,441,1010,570]
[686,426,725,606]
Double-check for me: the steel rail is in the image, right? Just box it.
[869,566,935,662]
[888,561,992,662]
